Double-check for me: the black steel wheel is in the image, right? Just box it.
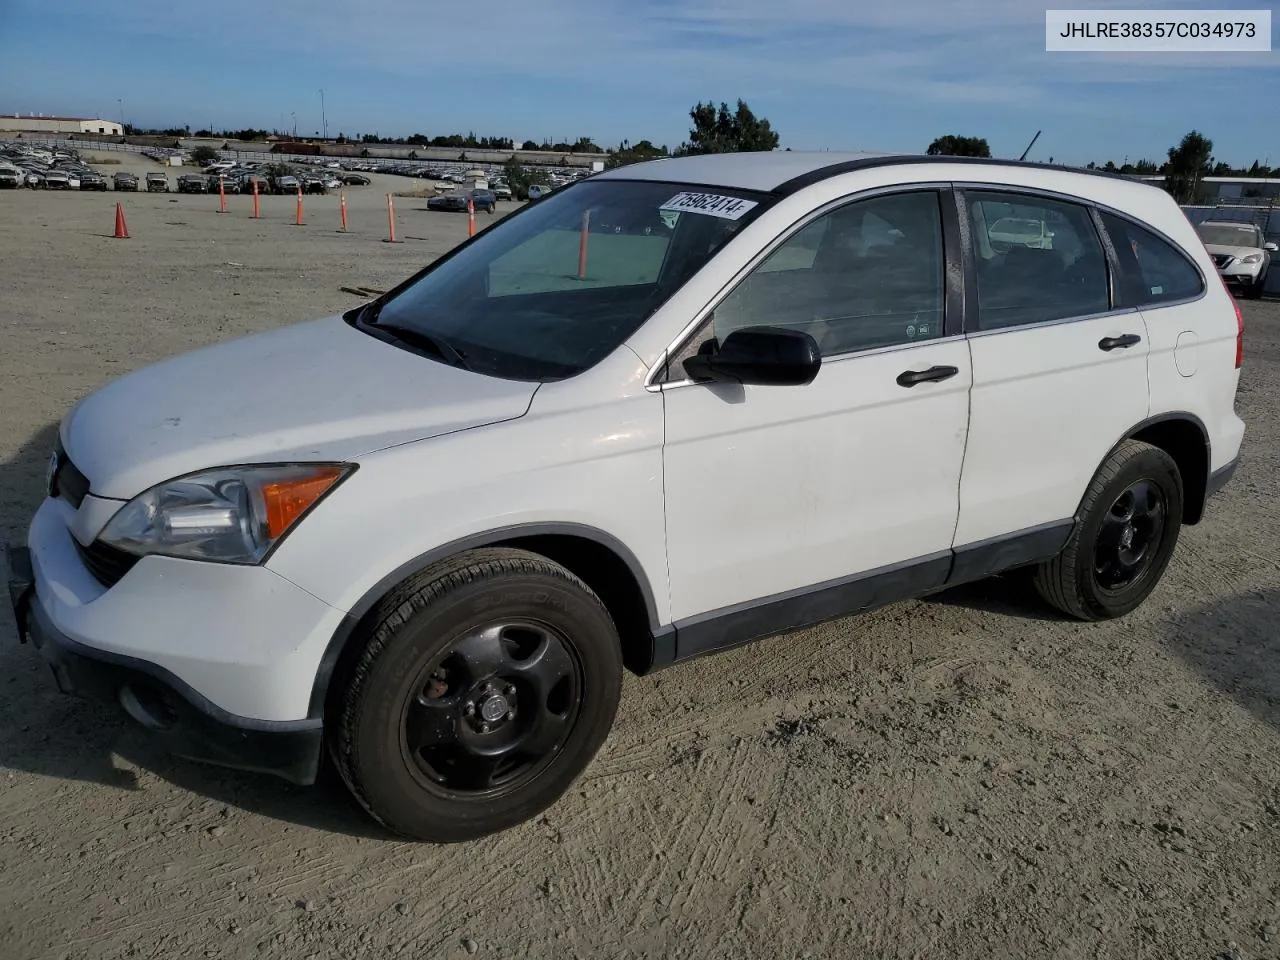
[399,619,583,796]
[1034,439,1183,621]
[330,547,623,842]
[1093,479,1166,593]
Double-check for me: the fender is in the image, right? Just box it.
[306,521,665,718]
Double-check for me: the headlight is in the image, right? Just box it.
[1240,254,1262,264]
[98,463,354,564]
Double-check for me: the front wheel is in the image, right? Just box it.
[330,547,623,842]
[1243,272,1267,299]
[1033,439,1183,621]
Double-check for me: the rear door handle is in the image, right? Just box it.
[896,365,959,387]
[1098,334,1142,351]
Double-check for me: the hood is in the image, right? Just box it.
[63,315,538,500]
[1202,243,1264,259]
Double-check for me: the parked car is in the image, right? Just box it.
[427,188,496,213]
[273,174,299,195]
[42,169,70,190]
[77,171,108,191]
[526,182,551,201]
[6,151,1246,844]
[113,172,139,192]
[493,184,513,201]
[177,174,208,194]
[206,174,241,194]
[145,172,168,192]
[302,177,328,195]
[241,173,271,195]
[1194,219,1275,299]
[340,173,371,186]
[0,165,22,189]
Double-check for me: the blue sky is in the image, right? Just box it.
[3,0,1277,167]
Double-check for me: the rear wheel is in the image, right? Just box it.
[1033,439,1183,621]
[330,547,623,842]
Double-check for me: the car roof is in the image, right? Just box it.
[592,150,1140,196]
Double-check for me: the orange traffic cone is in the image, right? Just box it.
[339,191,348,232]
[113,202,129,239]
[467,197,476,237]
[294,185,304,226]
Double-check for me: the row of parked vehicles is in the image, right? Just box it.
[0,143,111,190]
[189,159,372,196]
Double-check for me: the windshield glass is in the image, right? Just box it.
[1197,223,1263,248]
[360,178,773,381]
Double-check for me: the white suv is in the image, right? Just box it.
[1194,219,1275,299]
[6,152,1246,842]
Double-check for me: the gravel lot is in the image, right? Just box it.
[2,163,1279,960]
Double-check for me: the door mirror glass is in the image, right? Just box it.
[682,326,821,386]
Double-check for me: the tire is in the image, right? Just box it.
[330,547,623,842]
[1033,439,1183,621]
[1243,272,1266,299]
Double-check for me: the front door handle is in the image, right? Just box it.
[896,365,959,388]
[1099,334,1142,351]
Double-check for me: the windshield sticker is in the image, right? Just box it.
[659,192,758,221]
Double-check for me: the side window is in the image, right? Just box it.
[705,190,946,357]
[965,190,1110,331]
[1099,211,1205,307]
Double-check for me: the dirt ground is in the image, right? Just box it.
[1,166,1279,960]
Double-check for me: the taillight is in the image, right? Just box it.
[1223,275,1244,368]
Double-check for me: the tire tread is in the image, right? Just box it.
[331,547,610,837]
[1033,439,1176,621]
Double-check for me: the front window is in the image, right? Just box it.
[356,178,773,381]
[1196,223,1263,248]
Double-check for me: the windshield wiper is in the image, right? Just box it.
[367,319,472,371]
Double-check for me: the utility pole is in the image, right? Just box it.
[320,89,327,140]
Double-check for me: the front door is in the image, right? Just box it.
[659,187,973,658]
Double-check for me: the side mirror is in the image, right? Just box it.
[1265,242,1278,252]
[682,326,821,386]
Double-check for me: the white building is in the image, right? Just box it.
[0,115,124,136]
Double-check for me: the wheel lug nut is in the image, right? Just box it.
[504,685,516,697]
[463,701,474,715]
[480,722,491,733]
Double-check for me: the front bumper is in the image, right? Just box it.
[6,542,324,785]
[1218,264,1265,285]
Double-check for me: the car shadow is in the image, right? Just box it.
[1163,587,1280,733]
[924,569,1074,622]
[0,422,393,840]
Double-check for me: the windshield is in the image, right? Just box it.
[357,178,773,381]
[1197,223,1263,248]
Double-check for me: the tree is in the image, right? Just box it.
[606,138,669,169]
[1163,130,1213,204]
[190,145,219,165]
[925,135,990,158]
[503,160,550,200]
[677,99,779,155]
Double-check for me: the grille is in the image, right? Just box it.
[75,539,140,589]
[50,442,90,509]
[1211,253,1234,268]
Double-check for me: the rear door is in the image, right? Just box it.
[951,186,1151,566]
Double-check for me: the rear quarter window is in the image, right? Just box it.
[1100,211,1205,307]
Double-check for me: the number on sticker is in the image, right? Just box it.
[659,192,759,221]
